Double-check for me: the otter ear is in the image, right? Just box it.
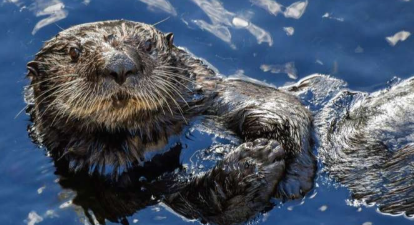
[165,32,174,49]
[26,61,39,78]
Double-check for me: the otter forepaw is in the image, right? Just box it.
[228,138,285,167]
[165,139,287,225]
[221,138,286,197]
[275,148,316,200]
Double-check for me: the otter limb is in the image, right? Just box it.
[289,74,414,217]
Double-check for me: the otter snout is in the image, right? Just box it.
[103,51,140,85]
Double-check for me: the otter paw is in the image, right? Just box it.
[165,139,287,224]
[275,148,316,200]
[221,138,286,197]
[227,138,285,164]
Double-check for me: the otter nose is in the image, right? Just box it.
[104,52,139,85]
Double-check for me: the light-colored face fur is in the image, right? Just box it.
[29,21,190,131]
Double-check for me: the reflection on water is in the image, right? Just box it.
[25,211,43,225]
[284,1,308,19]
[5,0,69,34]
[386,30,411,46]
[283,26,294,36]
[260,62,298,79]
[138,0,177,16]
[251,0,283,16]
[4,0,22,6]
[1,0,414,224]
[228,69,277,88]
[322,12,344,22]
[251,0,308,19]
[30,0,67,35]
[190,0,272,48]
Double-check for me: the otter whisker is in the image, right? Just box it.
[32,79,80,103]
[50,85,85,120]
[65,82,89,110]
[154,75,190,107]
[158,74,197,87]
[14,105,28,119]
[28,74,79,87]
[156,66,195,77]
[160,71,194,82]
[77,83,96,110]
[157,65,191,72]
[154,70,191,82]
[84,82,103,116]
[48,92,80,127]
[153,69,195,83]
[154,72,194,92]
[32,80,82,118]
[152,16,171,27]
[160,72,195,86]
[147,86,167,115]
[74,84,96,116]
[140,89,151,111]
[19,79,70,119]
[74,84,96,115]
[37,83,83,120]
[36,85,74,115]
[136,81,152,112]
[58,82,88,120]
[148,80,174,116]
[94,85,106,114]
[63,83,91,126]
[153,80,188,124]
[138,82,163,114]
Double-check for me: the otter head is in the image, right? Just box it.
[27,20,190,132]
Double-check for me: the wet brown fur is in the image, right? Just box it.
[26,20,316,224]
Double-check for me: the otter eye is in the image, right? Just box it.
[144,40,152,52]
[69,47,81,61]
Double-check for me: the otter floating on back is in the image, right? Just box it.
[25,20,315,224]
[25,20,414,224]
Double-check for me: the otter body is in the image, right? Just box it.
[26,20,315,224]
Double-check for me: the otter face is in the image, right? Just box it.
[28,21,189,131]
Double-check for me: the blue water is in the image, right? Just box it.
[1,0,413,224]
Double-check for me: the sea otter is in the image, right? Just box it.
[25,20,315,224]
